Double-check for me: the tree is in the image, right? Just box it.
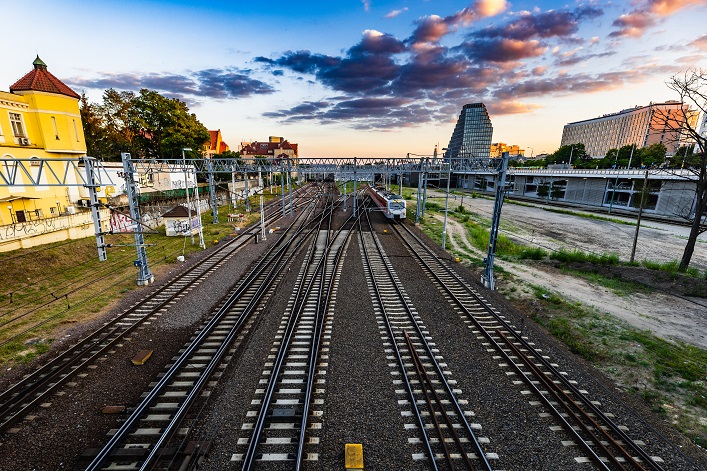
[546,143,587,166]
[80,93,111,159]
[131,89,210,159]
[81,88,209,161]
[655,69,707,271]
[637,143,667,168]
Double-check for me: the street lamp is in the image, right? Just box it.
[568,146,574,167]
[182,148,194,245]
[7,205,14,224]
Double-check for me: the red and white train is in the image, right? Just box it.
[368,187,407,219]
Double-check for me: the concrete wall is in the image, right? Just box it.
[0,208,109,252]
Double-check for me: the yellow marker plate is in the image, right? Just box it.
[345,443,364,470]
[131,349,153,365]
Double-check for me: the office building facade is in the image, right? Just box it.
[445,103,493,163]
[561,101,691,158]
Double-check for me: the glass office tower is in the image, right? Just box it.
[445,103,493,164]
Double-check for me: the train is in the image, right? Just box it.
[368,186,407,219]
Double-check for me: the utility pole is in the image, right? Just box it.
[353,157,358,217]
[415,159,423,223]
[244,170,251,212]
[194,177,206,249]
[84,156,107,261]
[231,161,237,208]
[208,159,218,223]
[121,152,154,286]
[421,158,428,218]
[630,169,650,263]
[442,161,452,250]
[182,148,195,245]
[482,153,509,290]
[280,163,286,217]
[288,158,293,216]
[259,167,266,241]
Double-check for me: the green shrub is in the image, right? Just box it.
[551,249,619,265]
[519,247,547,260]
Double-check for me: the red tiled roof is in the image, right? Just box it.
[10,56,80,99]
[208,130,219,149]
[241,140,298,156]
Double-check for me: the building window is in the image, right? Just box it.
[73,119,79,142]
[9,112,26,137]
[35,209,43,218]
[52,116,59,139]
[50,207,56,215]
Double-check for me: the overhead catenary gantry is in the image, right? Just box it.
[1,154,508,287]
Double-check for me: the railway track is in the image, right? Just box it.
[234,193,356,470]
[0,185,315,433]
[359,208,495,471]
[82,185,342,470]
[390,219,668,470]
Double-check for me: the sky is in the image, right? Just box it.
[2,0,707,158]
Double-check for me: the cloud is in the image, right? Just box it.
[408,0,509,45]
[257,32,406,94]
[251,3,687,130]
[474,0,508,18]
[610,0,706,38]
[458,38,547,62]
[385,7,408,19]
[554,51,617,67]
[690,34,707,51]
[255,51,340,74]
[470,6,603,41]
[487,101,542,115]
[67,68,275,100]
[362,0,370,13]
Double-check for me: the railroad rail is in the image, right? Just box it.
[390,219,667,470]
[82,185,341,470]
[0,185,315,433]
[235,192,356,470]
[359,208,494,471]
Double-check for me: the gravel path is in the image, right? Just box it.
[436,213,707,349]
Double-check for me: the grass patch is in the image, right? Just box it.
[526,284,707,447]
[551,249,620,265]
[0,194,279,370]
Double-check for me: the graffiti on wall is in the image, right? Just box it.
[0,212,98,242]
[110,212,134,233]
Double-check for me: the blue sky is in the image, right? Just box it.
[3,0,707,157]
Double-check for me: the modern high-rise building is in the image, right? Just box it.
[561,101,692,158]
[445,103,493,163]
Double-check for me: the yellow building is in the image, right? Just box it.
[490,142,525,158]
[204,129,230,157]
[0,56,86,225]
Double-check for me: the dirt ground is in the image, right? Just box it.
[428,193,707,349]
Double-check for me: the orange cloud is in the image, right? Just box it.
[611,0,707,38]
[690,34,707,51]
[488,101,542,115]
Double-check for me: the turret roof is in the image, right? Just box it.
[10,55,80,99]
